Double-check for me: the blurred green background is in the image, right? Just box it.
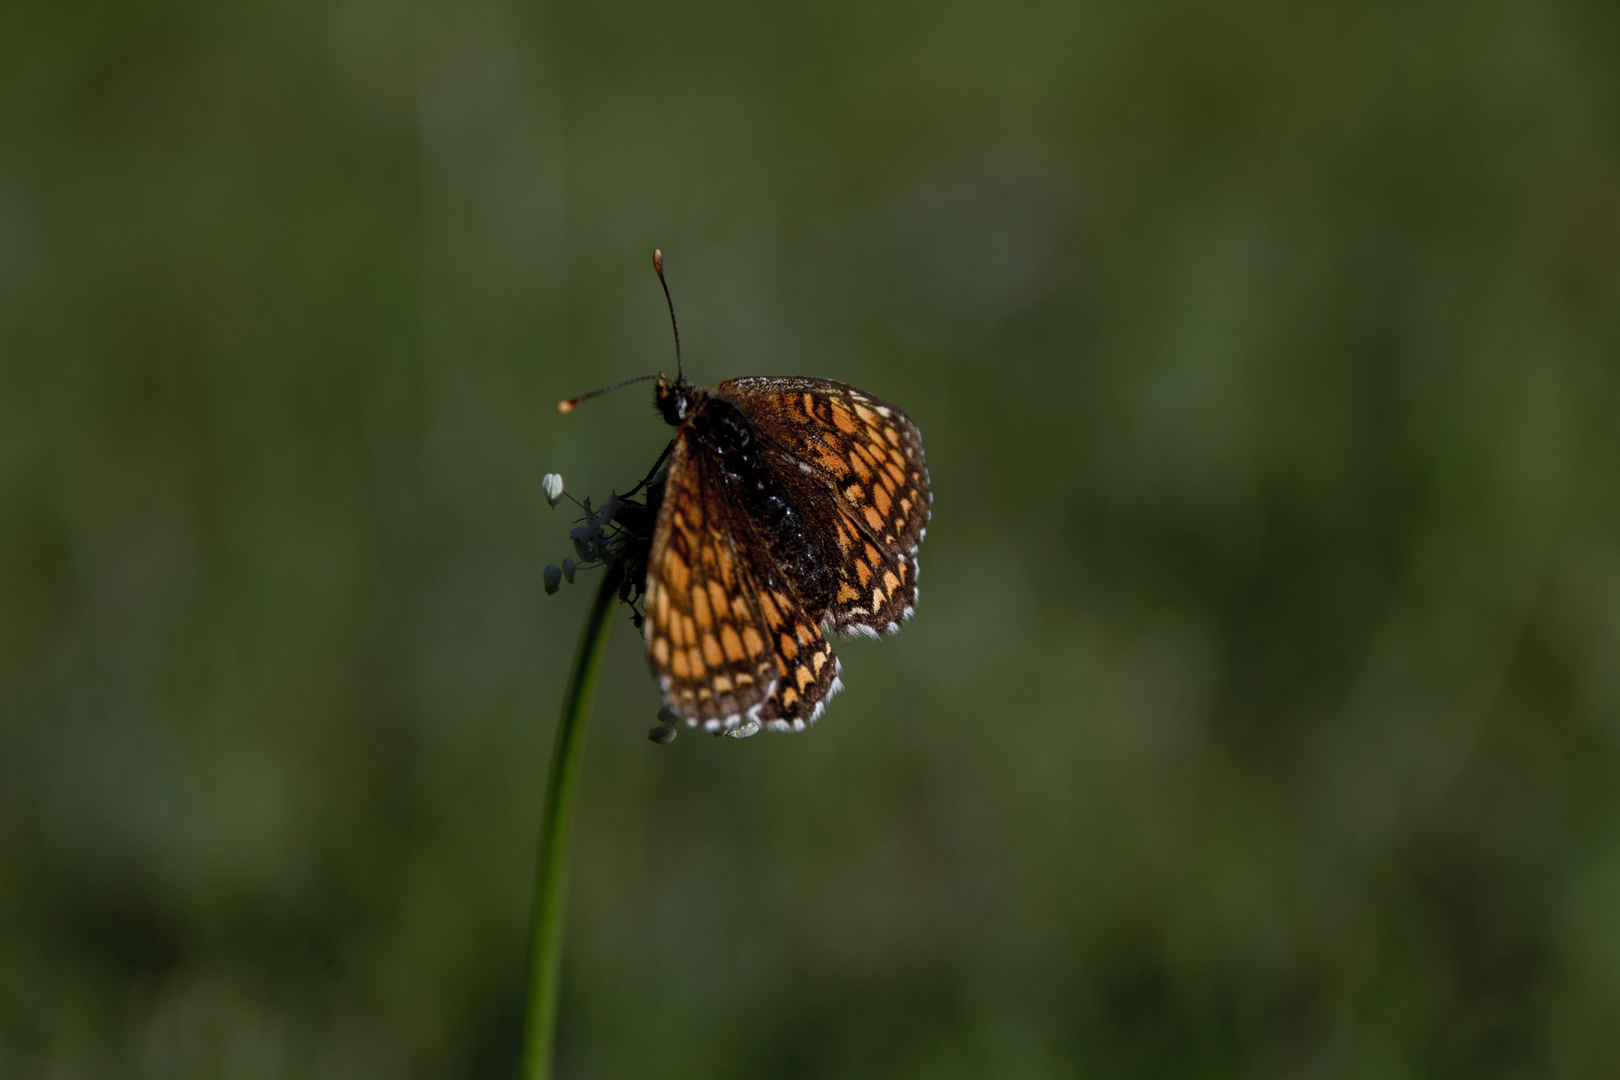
[4,0,1620,1076]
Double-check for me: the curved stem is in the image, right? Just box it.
[521,564,622,1080]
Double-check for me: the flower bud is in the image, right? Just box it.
[541,473,565,507]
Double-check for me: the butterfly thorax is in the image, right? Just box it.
[655,377,763,489]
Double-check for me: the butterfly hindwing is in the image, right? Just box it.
[818,502,920,637]
[746,578,843,731]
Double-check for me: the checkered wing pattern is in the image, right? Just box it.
[718,376,931,637]
[817,504,920,637]
[746,578,842,731]
[642,436,780,730]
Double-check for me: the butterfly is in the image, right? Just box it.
[641,372,931,733]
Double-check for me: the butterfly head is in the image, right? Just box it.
[655,374,702,427]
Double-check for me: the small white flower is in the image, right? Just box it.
[541,473,565,507]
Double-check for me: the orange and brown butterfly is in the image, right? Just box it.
[641,369,931,733]
[555,252,928,735]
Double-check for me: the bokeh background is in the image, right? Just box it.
[4,0,1620,1076]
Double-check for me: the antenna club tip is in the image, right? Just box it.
[555,399,576,414]
[653,249,663,273]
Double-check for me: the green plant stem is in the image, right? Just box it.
[521,564,622,1080]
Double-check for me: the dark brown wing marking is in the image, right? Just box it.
[643,434,779,731]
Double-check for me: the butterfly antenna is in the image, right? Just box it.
[556,372,657,414]
[653,248,682,382]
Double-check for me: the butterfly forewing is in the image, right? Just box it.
[717,377,931,558]
[719,376,931,638]
[642,436,779,729]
